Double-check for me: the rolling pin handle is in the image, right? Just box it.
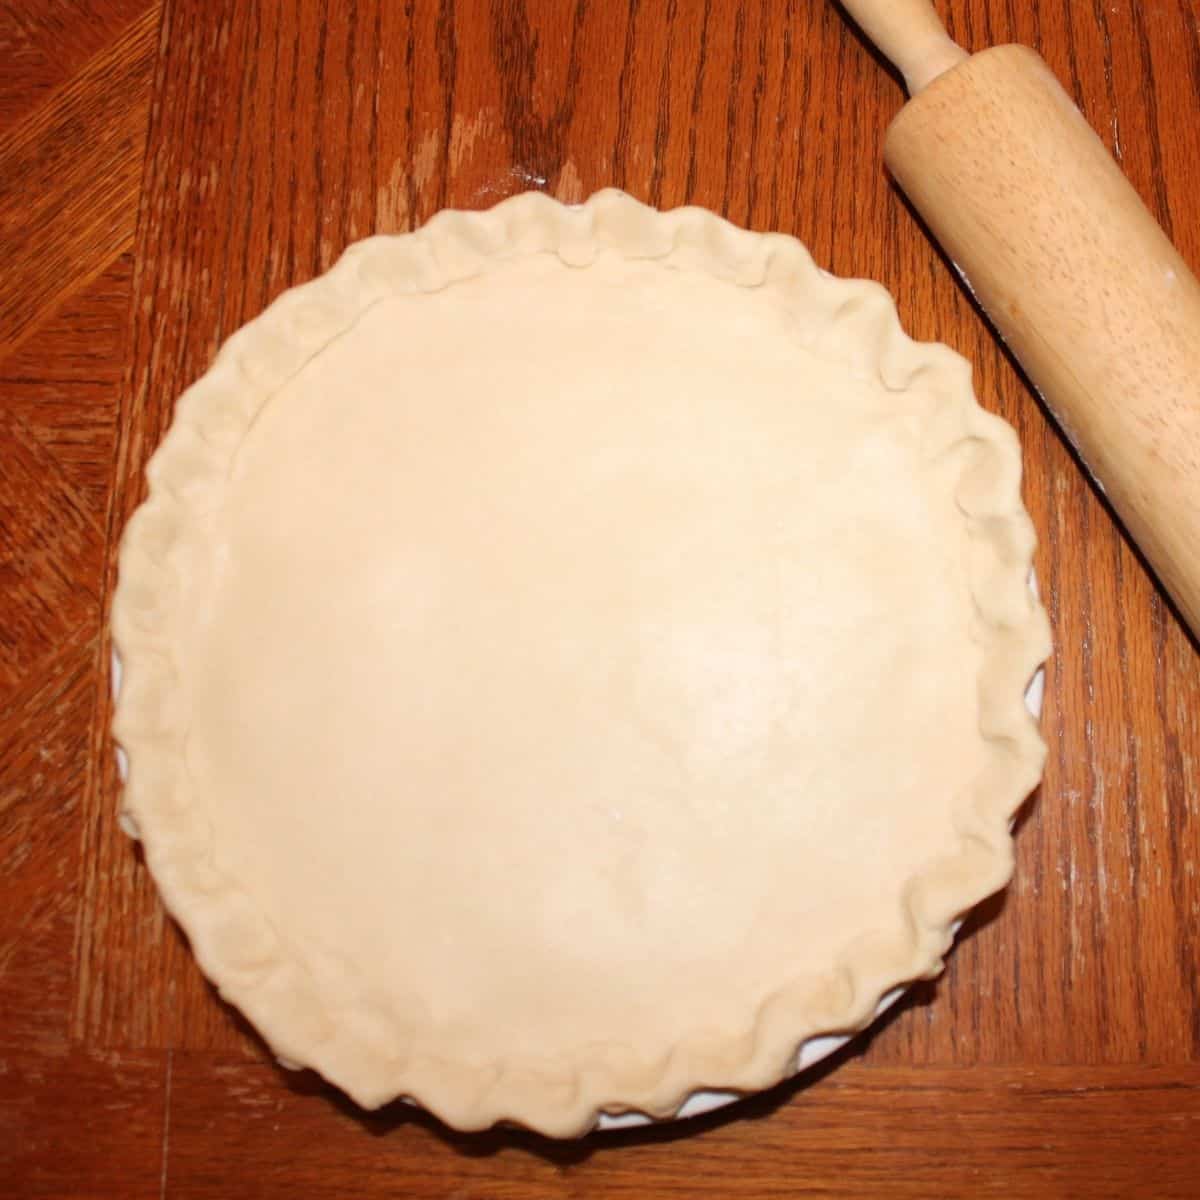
[838,0,969,94]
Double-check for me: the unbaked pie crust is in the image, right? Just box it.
[112,189,1051,1137]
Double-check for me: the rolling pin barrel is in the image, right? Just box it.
[884,45,1200,633]
[841,0,1200,635]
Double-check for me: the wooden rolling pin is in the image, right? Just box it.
[840,0,1200,635]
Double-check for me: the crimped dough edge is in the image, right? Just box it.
[111,188,1051,1138]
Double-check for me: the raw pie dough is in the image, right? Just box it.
[112,190,1050,1137]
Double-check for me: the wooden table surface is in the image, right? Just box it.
[3,1,1200,1195]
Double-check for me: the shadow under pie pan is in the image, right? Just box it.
[110,189,1051,1138]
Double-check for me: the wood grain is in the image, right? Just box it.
[0,1045,167,1199]
[0,636,95,1050]
[3,0,1200,1194]
[0,0,154,130]
[0,254,133,511]
[0,256,136,1070]
[0,6,158,357]
[0,407,104,690]
[154,1060,1200,1199]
